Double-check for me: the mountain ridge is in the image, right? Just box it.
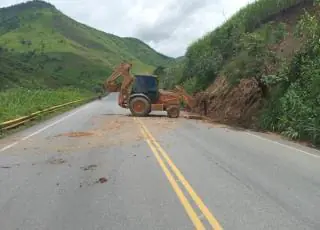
[0,0,174,90]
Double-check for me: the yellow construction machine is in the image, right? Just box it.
[103,62,196,118]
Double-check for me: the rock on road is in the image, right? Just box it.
[0,93,320,230]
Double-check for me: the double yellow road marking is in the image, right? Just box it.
[134,118,223,230]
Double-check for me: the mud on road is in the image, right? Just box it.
[27,113,183,154]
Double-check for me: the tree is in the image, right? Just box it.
[153,66,165,76]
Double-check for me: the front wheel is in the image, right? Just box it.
[129,97,151,117]
[167,106,180,118]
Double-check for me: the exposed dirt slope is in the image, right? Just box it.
[192,1,316,129]
[193,77,263,128]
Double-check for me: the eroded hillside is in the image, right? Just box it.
[161,0,320,146]
[193,1,314,125]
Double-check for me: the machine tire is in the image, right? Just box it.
[167,106,180,118]
[129,96,151,117]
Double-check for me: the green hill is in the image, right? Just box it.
[162,0,320,146]
[0,0,175,124]
[0,0,174,91]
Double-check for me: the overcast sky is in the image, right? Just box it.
[1,0,253,57]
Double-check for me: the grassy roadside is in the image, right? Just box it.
[0,87,94,123]
[0,98,94,139]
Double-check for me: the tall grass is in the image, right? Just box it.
[164,0,319,145]
[183,0,310,90]
[0,87,93,123]
[259,10,320,146]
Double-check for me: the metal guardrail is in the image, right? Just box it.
[0,96,97,131]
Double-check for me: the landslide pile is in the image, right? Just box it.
[192,1,318,130]
[160,0,320,146]
[193,76,263,128]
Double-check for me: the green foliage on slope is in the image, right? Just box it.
[0,0,174,123]
[259,10,320,145]
[0,0,173,91]
[182,0,311,90]
[162,0,319,145]
[158,57,186,89]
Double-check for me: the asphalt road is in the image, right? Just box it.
[1,93,320,230]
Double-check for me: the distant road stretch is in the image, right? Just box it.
[1,93,319,230]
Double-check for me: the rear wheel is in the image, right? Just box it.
[167,106,180,118]
[129,97,151,117]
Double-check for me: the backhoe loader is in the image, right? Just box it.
[103,62,196,118]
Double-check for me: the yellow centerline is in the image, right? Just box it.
[135,117,223,230]
[138,121,205,229]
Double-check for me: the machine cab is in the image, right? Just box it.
[131,75,159,103]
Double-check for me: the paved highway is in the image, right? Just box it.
[0,93,320,230]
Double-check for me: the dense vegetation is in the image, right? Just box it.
[260,9,320,145]
[0,0,174,91]
[160,0,319,146]
[0,0,174,122]
[0,87,92,123]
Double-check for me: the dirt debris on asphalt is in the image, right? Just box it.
[81,164,97,171]
[47,157,66,165]
[139,115,180,132]
[0,166,11,169]
[56,132,94,138]
[181,112,204,120]
[16,113,184,153]
[140,116,181,136]
[79,177,108,188]
[96,177,108,184]
[53,115,143,149]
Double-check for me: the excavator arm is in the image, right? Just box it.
[103,62,135,108]
[103,62,134,93]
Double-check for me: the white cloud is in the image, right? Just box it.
[0,0,254,57]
